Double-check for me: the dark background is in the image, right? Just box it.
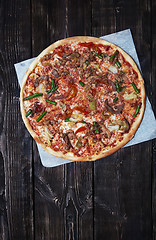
[0,0,156,239]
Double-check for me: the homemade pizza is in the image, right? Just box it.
[20,36,145,161]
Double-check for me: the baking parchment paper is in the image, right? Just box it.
[15,29,156,167]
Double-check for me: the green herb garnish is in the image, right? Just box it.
[36,111,47,122]
[65,116,70,122]
[51,86,58,92]
[132,82,139,94]
[113,97,118,103]
[92,51,98,56]
[26,109,32,117]
[92,51,103,59]
[98,55,103,59]
[134,105,141,117]
[115,60,121,68]
[109,50,118,62]
[79,81,85,87]
[24,93,43,101]
[95,129,100,133]
[81,120,86,123]
[47,78,55,93]
[46,100,57,105]
[116,83,121,93]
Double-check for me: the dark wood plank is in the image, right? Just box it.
[63,162,93,240]
[151,0,156,111]
[31,0,67,238]
[152,0,156,239]
[92,1,119,238]
[31,0,67,56]
[118,1,153,239]
[32,0,93,239]
[67,0,92,37]
[92,0,116,37]
[65,1,93,239]
[0,0,33,239]
[34,147,65,240]
[31,0,67,237]
[92,0,153,239]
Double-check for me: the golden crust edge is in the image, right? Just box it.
[20,36,146,162]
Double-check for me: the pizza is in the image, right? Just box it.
[20,36,145,161]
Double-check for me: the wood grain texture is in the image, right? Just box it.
[0,0,155,239]
[64,1,93,239]
[151,0,156,114]
[0,0,34,239]
[152,0,156,239]
[32,0,93,239]
[31,0,67,56]
[63,162,93,240]
[92,0,116,37]
[92,0,154,239]
[31,0,67,238]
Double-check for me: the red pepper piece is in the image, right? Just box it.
[73,106,90,115]
[66,83,78,101]
[91,88,96,97]
[75,126,86,134]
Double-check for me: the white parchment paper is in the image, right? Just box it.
[15,29,156,167]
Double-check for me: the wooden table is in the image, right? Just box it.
[0,0,156,239]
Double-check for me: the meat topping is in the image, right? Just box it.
[104,99,125,114]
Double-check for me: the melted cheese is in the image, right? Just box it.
[22,40,144,158]
[36,83,46,93]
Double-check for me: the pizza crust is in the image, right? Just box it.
[20,36,145,161]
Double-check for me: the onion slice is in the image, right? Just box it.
[108,65,118,74]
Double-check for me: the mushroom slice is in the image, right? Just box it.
[118,118,130,133]
[63,133,73,150]
[104,99,125,114]
[107,118,130,133]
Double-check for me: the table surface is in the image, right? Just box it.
[0,0,156,239]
